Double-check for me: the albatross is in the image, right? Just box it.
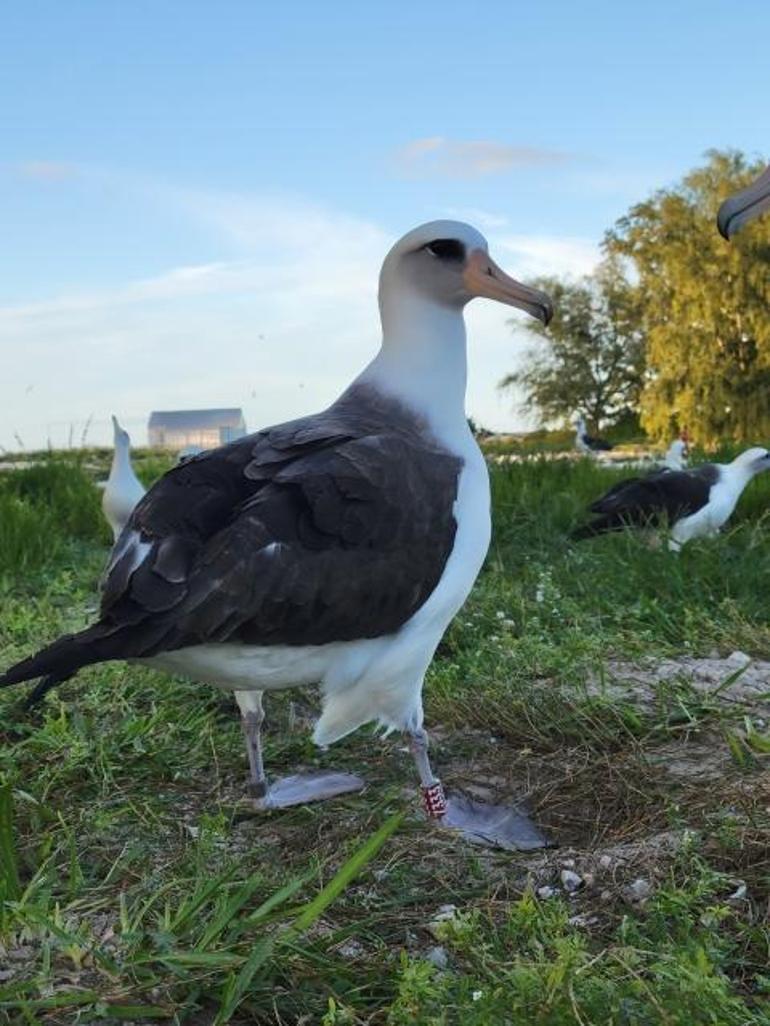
[574,416,613,455]
[662,437,689,472]
[573,447,770,550]
[102,416,146,541]
[0,221,554,850]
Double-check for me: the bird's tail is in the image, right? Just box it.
[0,623,125,705]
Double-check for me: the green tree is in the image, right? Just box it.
[499,257,645,432]
[605,149,770,445]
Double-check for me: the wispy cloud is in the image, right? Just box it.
[15,160,78,183]
[495,233,599,280]
[0,195,390,450]
[393,136,569,180]
[0,173,599,449]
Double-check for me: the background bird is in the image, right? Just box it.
[573,448,770,550]
[101,416,145,541]
[662,437,689,471]
[574,415,613,455]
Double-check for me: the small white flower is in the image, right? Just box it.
[472,990,483,1002]
[495,610,506,620]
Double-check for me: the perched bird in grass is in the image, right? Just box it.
[574,415,613,455]
[662,437,689,472]
[573,448,770,550]
[101,416,145,542]
[0,221,554,851]
[718,163,770,239]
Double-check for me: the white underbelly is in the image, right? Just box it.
[672,481,738,543]
[141,442,491,739]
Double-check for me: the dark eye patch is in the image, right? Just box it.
[425,239,466,262]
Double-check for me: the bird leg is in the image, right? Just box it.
[409,728,449,816]
[240,693,268,800]
[408,727,552,852]
[235,690,364,810]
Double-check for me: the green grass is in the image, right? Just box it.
[1,452,770,1023]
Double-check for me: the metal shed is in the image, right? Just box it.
[147,408,247,449]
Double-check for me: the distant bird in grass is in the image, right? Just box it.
[662,437,689,472]
[0,220,555,851]
[574,415,613,455]
[718,164,770,239]
[102,416,145,541]
[573,448,770,550]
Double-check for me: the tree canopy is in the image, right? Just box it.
[499,257,645,432]
[605,149,770,444]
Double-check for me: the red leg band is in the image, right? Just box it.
[422,780,447,818]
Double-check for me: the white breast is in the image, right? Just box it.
[671,475,737,545]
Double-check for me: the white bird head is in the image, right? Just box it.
[718,164,770,239]
[731,446,770,475]
[111,415,131,449]
[664,438,689,469]
[379,220,553,324]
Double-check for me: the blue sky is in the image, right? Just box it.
[1,1,767,449]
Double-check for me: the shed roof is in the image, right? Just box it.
[148,408,245,430]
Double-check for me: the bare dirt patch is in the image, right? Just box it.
[589,651,770,714]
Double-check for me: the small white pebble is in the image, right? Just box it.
[727,650,751,667]
[728,882,747,902]
[568,913,599,928]
[560,869,584,893]
[337,939,365,959]
[427,904,458,939]
[598,854,612,870]
[623,878,653,903]
[425,946,449,969]
[536,885,558,899]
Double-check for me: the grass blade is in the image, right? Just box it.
[0,783,21,901]
[214,811,404,1024]
[291,811,404,932]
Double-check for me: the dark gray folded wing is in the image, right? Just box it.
[582,465,717,532]
[99,392,462,658]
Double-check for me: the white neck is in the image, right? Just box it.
[723,458,759,490]
[355,289,469,439]
[110,440,135,481]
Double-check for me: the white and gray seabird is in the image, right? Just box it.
[662,438,689,472]
[0,222,554,850]
[102,416,146,541]
[574,416,613,455]
[573,448,770,550]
